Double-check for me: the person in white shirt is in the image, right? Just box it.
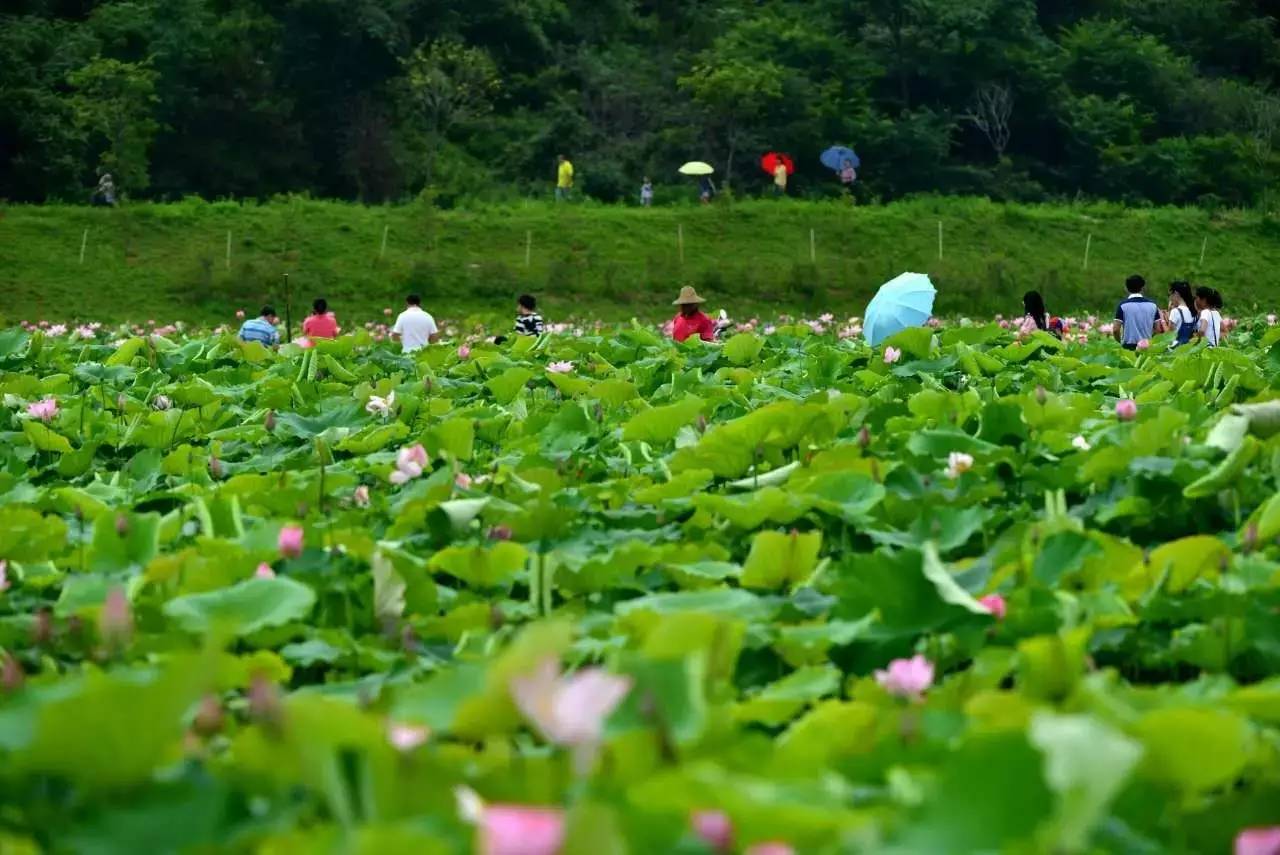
[1194,286,1224,347]
[390,294,439,352]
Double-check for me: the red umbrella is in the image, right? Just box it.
[761,152,795,175]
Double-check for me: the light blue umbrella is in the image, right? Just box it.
[863,272,936,346]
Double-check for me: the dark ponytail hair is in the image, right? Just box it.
[1022,290,1047,330]
[1195,286,1224,310]
[1169,280,1193,309]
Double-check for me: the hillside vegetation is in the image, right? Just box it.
[2,198,1278,324]
[7,0,1280,208]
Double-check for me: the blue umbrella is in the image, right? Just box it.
[820,145,860,173]
[863,272,936,346]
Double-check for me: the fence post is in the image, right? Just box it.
[379,225,389,260]
[809,228,816,264]
[1083,233,1092,271]
[937,221,943,260]
[226,231,232,269]
[1199,236,1207,266]
[525,230,532,268]
[677,224,684,264]
[79,228,89,265]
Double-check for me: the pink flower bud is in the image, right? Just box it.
[209,456,223,479]
[236,310,246,319]
[100,587,133,649]
[255,562,276,580]
[691,810,733,852]
[277,524,304,558]
[1115,399,1138,421]
[457,345,471,360]
[353,485,370,507]
[979,593,1007,620]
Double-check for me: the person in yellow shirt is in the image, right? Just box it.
[556,154,574,201]
[773,160,788,195]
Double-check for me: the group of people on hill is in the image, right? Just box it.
[237,294,545,353]
[1023,274,1226,350]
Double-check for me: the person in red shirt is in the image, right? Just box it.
[301,298,340,339]
[670,286,716,342]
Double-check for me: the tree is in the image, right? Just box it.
[403,38,499,188]
[678,56,784,190]
[66,57,159,194]
[963,83,1013,157]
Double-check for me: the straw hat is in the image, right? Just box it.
[672,286,705,305]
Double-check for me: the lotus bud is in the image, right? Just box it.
[264,409,276,432]
[487,524,513,541]
[1,654,23,694]
[100,587,133,649]
[192,694,224,736]
[1035,385,1046,405]
[152,394,171,411]
[248,675,283,733]
[857,425,871,448]
[490,604,506,631]
[114,513,130,536]
[696,414,708,433]
[209,455,223,480]
[116,392,127,410]
[1243,522,1259,554]
[32,608,52,646]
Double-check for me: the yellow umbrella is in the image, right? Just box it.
[678,161,715,176]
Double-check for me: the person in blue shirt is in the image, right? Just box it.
[1113,275,1158,350]
[238,305,280,346]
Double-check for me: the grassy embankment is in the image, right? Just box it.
[2,196,1279,325]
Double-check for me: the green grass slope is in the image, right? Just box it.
[2,196,1278,325]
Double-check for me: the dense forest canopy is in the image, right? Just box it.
[5,0,1280,206]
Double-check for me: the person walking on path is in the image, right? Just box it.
[302,298,340,339]
[1195,286,1225,347]
[238,305,280,346]
[699,175,715,204]
[669,286,716,343]
[1167,281,1197,349]
[640,177,654,207]
[391,294,440,353]
[93,173,117,206]
[1112,275,1158,350]
[773,160,789,195]
[514,293,545,336]
[556,154,574,201]
[840,159,856,186]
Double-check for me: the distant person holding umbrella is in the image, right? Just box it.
[679,161,716,204]
[700,175,716,204]
[762,152,794,197]
[821,146,861,192]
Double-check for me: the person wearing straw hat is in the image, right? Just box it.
[670,286,716,342]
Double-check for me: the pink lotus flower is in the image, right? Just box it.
[152,394,171,411]
[1072,435,1091,451]
[1135,338,1150,351]
[383,308,393,317]
[457,345,471,360]
[745,844,796,855]
[979,593,1007,620]
[510,657,633,774]
[386,720,430,752]
[27,398,58,422]
[456,787,566,855]
[390,444,428,485]
[455,472,473,489]
[1268,314,1277,327]
[296,336,314,349]
[255,562,275,580]
[945,452,974,479]
[0,560,9,592]
[692,810,733,852]
[883,346,902,365]
[874,654,935,699]
[1236,827,1280,855]
[1019,315,1039,336]
[353,485,370,507]
[546,361,574,374]
[1115,399,1138,421]
[236,309,246,319]
[278,524,304,558]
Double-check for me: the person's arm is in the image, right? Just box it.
[428,318,441,344]
[390,315,402,341]
[1198,311,1209,338]
[699,315,716,342]
[1113,303,1124,342]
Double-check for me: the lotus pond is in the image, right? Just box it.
[1,320,1279,854]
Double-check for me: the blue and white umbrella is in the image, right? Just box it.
[820,146,860,173]
[863,272,936,345]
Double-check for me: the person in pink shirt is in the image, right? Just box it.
[301,298,339,339]
[670,286,716,343]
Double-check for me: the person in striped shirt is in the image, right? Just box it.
[514,294,545,336]
[238,305,280,346]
